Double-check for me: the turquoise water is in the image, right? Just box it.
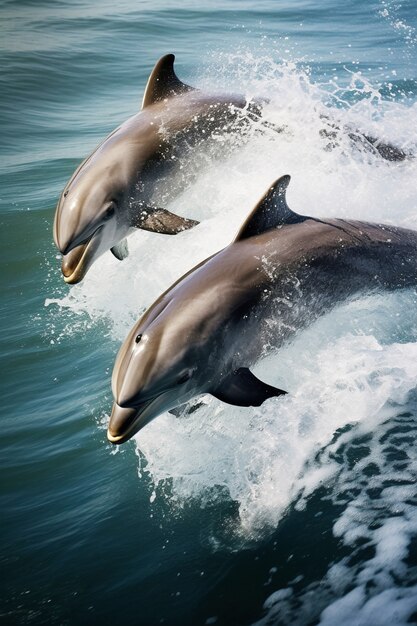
[2,1,417,624]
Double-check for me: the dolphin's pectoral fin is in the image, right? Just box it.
[136,207,199,235]
[235,175,306,242]
[111,238,129,261]
[141,54,196,109]
[211,368,287,407]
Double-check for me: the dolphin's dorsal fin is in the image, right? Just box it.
[141,54,195,109]
[235,175,305,241]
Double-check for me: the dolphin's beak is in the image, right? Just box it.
[107,400,155,444]
[61,227,104,284]
[107,390,179,445]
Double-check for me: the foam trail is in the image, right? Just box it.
[254,385,417,624]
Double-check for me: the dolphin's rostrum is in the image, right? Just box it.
[108,176,417,444]
[53,54,257,284]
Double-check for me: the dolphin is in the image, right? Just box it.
[107,175,417,444]
[54,54,410,285]
[53,54,258,284]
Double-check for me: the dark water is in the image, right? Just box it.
[2,1,417,624]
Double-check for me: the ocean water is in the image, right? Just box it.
[1,0,417,624]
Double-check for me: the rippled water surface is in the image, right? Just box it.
[1,1,417,624]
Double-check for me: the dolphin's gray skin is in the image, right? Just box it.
[53,54,257,284]
[107,176,417,444]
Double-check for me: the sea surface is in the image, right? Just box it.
[1,0,417,624]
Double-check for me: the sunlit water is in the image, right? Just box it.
[1,1,417,624]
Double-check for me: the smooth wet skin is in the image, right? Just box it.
[108,176,417,444]
[53,54,253,283]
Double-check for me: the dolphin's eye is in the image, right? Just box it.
[177,371,191,385]
[63,191,68,198]
[104,204,115,220]
[135,334,142,344]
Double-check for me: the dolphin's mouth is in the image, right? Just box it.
[107,399,156,444]
[61,227,103,284]
[107,385,184,444]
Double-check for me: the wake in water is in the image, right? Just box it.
[47,52,417,622]
[255,388,417,625]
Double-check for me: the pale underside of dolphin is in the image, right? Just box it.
[107,175,417,444]
[53,54,258,284]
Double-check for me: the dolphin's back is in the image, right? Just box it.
[140,217,416,369]
[267,217,417,290]
[151,216,417,323]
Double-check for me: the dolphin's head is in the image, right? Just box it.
[53,165,127,284]
[107,298,207,444]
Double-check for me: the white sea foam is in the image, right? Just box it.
[50,54,417,620]
[253,379,417,624]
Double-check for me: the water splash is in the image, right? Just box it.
[379,0,417,54]
[48,56,417,616]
